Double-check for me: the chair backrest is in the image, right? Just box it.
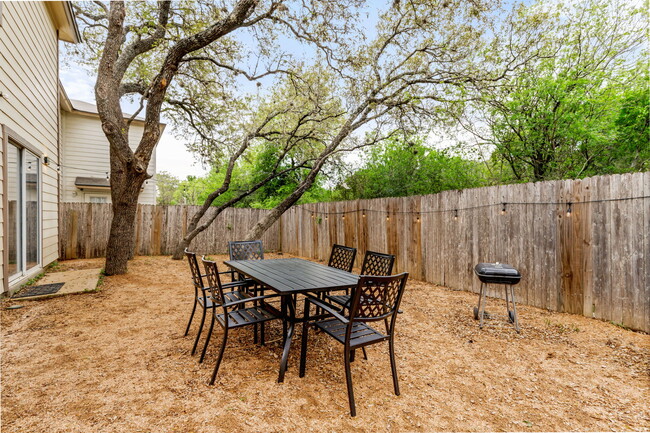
[228,240,264,261]
[328,244,357,273]
[360,250,395,276]
[185,248,204,289]
[201,257,226,307]
[348,273,408,324]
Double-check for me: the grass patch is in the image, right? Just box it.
[93,268,106,291]
[609,321,630,331]
[544,319,580,333]
[21,272,45,288]
[45,261,62,272]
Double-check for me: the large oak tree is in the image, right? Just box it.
[72,0,357,273]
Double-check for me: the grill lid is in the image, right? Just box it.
[474,262,521,284]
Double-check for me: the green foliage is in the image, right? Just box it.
[474,0,648,182]
[155,171,181,205]
[337,138,487,200]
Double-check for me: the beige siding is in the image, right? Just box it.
[61,112,157,205]
[0,1,60,292]
[0,127,4,293]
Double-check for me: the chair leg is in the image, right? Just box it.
[191,305,207,355]
[209,328,229,385]
[199,313,216,363]
[299,314,310,377]
[260,321,265,346]
[388,337,400,396]
[344,348,356,417]
[362,347,368,360]
[184,298,197,336]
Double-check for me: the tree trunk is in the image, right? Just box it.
[104,193,139,275]
[104,169,146,275]
[244,169,321,241]
[171,236,192,260]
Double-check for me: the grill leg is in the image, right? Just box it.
[478,282,485,329]
[509,284,520,333]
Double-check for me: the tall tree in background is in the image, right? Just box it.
[72,0,357,274]
[155,171,180,205]
[338,138,487,199]
[457,0,647,182]
[242,0,546,241]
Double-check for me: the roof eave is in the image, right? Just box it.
[46,1,81,44]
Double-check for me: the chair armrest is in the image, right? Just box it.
[222,280,249,289]
[222,294,279,308]
[304,295,349,324]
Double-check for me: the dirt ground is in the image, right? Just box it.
[1,254,648,432]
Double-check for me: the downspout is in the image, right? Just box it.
[56,30,62,261]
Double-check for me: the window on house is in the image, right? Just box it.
[88,195,108,203]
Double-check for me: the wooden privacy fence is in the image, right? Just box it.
[59,204,280,259]
[279,172,649,332]
[59,172,648,332]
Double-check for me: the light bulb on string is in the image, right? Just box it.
[501,202,507,215]
[342,214,346,220]
[416,213,420,223]
[454,209,458,221]
[362,211,366,218]
[386,213,390,221]
[566,202,572,217]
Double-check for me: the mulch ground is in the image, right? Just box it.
[1,254,648,432]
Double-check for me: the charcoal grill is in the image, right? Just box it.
[473,262,521,333]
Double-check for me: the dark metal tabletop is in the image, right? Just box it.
[224,258,359,294]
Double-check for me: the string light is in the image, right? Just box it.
[311,213,314,219]
[416,213,420,222]
[297,196,648,220]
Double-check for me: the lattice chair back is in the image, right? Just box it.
[228,240,264,261]
[360,251,395,276]
[328,244,357,272]
[201,258,226,307]
[349,273,408,324]
[185,249,204,289]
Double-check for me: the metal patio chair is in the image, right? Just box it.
[317,244,357,309]
[325,250,395,309]
[228,240,266,342]
[200,257,281,385]
[299,272,409,416]
[183,249,250,356]
[227,240,265,292]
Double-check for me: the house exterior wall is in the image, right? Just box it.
[0,1,61,293]
[60,111,157,205]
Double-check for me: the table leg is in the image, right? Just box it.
[278,294,296,383]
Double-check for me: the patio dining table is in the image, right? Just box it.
[224,257,359,383]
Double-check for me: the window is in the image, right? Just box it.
[7,141,40,280]
[87,195,108,203]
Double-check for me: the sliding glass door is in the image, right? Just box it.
[7,141,40,281]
